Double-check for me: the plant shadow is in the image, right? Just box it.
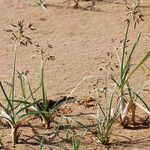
[125,124,149,130]
[34,2,105,13]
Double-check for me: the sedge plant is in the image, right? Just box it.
[20,42,73,129]
[110,13,150,127]
[0,20,37,144]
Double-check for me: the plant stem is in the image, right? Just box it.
[11,38,20,117]
[11,124,20,145]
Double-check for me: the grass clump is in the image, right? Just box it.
[109,11,150,127]
[22,42,72,129]
[0,20,74,146]
[95,93,120,145]
[0,20,35,144]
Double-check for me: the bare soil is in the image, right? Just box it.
[0,0,150,150]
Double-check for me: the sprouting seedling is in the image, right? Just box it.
[0,21,36,144]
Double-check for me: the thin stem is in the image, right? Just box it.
[121,19,130,81]
[11,37,20,118]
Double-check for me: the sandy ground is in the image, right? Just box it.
[0,0,150,149]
